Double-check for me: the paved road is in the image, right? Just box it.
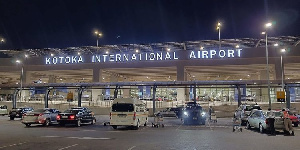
[0,115,299,150]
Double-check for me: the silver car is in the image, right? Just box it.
[234,104,261,125]
[247,110,285,133]
[22,108,60,127]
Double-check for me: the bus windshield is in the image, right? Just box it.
[112,103,134,112]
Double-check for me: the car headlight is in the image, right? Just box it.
[184,111,188,116]
[201,112,206,116]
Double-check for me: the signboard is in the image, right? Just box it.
[277,91,285,102]
[45,49,243,65]
[67,92,74,102]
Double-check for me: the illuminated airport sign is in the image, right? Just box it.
[45,49,242,65]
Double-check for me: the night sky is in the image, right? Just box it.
[0,0,299,49]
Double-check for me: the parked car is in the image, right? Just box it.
[57,108,96,127]
[282,110,299,127]
[234,104,261,125]
[22,108,60,127]
[156,108,177,117]
[0,105,8,116]
[247,110,285,133]
[9,107,34,120]
[173,105,185,118]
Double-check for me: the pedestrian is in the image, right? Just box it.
[282,109,295,136]
[267,108,275,136]
[209,106,214,121]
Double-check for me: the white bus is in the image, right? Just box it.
[110,98,148,130]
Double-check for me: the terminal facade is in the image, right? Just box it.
[0,36,300,105]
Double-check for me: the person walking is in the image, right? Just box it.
[283,109,295,136]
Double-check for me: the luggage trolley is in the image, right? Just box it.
[232,118,242,132]
[210,112,217,123]
[152,113,164,128]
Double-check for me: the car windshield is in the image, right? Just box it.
[0,105,7,109]
[64,110,80,114]
[245,106,261,111]
[112,103,134,112]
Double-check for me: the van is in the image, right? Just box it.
[110,98,148,130]
[0,105,8,116]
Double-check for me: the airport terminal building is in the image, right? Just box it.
[1,36,300,106]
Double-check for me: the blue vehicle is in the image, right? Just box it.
[182,102,206,125]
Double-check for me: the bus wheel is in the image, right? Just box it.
[112,125,117,129]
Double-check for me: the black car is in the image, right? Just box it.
[9,107,34,120]
[57,108,96,127]
[182,102,206,125]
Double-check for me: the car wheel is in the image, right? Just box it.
[44,119,50,127]
[91,119,96,125]
[112,125,117,129]
[25,123,31,127]
[259,123,265,133]
[76,119,81,127]
[246,122,251,129]
[10,117,14,120]
[294,123,298,127]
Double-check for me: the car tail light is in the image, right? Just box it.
[265,119,269,125]
[69,115,75,119]
[133,112,136,120]
[56,115,60,120]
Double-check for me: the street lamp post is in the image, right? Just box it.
[16,60,23,102]
[280,48,286,90]
[262,22,273,109]
[217,22,221,50]
[94,31,102,47]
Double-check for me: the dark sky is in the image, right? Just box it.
[0,0,299,49]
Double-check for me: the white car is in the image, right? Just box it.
[247,110,285,133]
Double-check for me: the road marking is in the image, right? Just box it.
[128,146,136,150]
[42,136,60,138]
[58,144,78,150]
[0,142,27,149]
[82,129,97,132]
[78,137,111,140]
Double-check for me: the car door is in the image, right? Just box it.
[248,112,256,127]
[250,111,259,128]
[253,111,262,128]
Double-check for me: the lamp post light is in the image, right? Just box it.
[94,31,102,47]
[262,22,273,109]
[1,38,4,44]
[216,22,221,50]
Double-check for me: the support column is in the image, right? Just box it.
[286,85,290,109]
[44,88,51,108]
[13,89,19,108]
[93,68,102,82]
[152,86,157,116]
[237,85,241,107]
[78,87,84,107]
[274,60,283,80]
[177,65,187,102]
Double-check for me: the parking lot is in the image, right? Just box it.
[0,115,299,150]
